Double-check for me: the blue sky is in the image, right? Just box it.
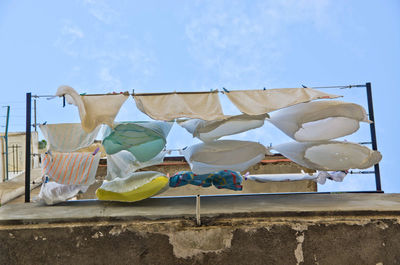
[0,0,399,192]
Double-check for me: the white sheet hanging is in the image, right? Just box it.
[268,101,371,141]
[39,123,101,152]
[41,152,101,185]
[106,150,167,181]
[177,113,269,142]
[181,140,267,174]
[56,86,129,132]
[225,87,340,115]
[247,173,317,182]
[133,91,225,121]
[272,141,382,171]
[37,182,89,205]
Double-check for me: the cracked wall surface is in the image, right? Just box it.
[1,215,400,265]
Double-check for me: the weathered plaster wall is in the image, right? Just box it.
[1,215,399,265]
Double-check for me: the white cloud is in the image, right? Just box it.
[82,0,119,24]
[54,22,85,56]
[98,67,122,90]
[63,25,84,38]
[184,0,336,87]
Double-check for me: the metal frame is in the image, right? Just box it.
[23,83,383,202]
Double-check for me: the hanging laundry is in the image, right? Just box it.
[41,152,101,185]
[246,173,317,182]
[178,113,269,142]
[169,170,243,191]
[272,141,382,171]
[181,140,267,174]
[225,87,340,115]
[268,101,371,141]
[133,91,225,121]
[37,181,89,205]
[106,150,167,181]
[39,123,101,152]
[56,86,129,132]
[96,171,169,202]
[102,121,173,162]
[314,171,348,184]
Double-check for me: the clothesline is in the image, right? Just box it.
[31,84,366,98]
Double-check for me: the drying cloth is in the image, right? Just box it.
[178,113,268,142]
[246,173,317,182]
[169,170,243,191]
[106,150,167,181]
[56,86,129,132]
[268,101,371,142]
[133,91,225,121]
[96,171,169,202]
[225,87,340,115]
[102,121,173,162]
[181,140,267,174]
[272,141,382,171]
[37,181,89,205]
[41,152,101,185]
[315,171,347,185]
[39,123,101,152]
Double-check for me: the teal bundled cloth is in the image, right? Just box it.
[169,170,243,191]
[102,121,173,162]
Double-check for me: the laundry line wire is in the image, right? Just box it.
[31,84,366,98]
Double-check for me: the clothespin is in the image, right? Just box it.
[222,87,230,93]
[92,147,100,156]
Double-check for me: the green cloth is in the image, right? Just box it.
[102,121,173,162]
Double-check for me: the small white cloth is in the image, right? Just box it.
[315,171,347,185]
[181,140,267,174]
[133,91,225,121]
[225,87,340,115]
[37,181,89,205]
[178,113,268,142]
[41,152,101,185]
[56,86,129,132]
[39,123,101,152]
[272,141,382,171]
[268,101,371,141]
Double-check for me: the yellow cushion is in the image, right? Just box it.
[96,176,168,202]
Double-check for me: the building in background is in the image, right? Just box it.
[0,131,39,182]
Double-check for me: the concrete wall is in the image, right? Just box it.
[1,193,399,265]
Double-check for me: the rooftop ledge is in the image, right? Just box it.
[1,193,400,226]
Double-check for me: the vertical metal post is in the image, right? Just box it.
[25,93,31,203]
[366,82,382,191]
[34,99,37,132]
[4,106,9,180]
